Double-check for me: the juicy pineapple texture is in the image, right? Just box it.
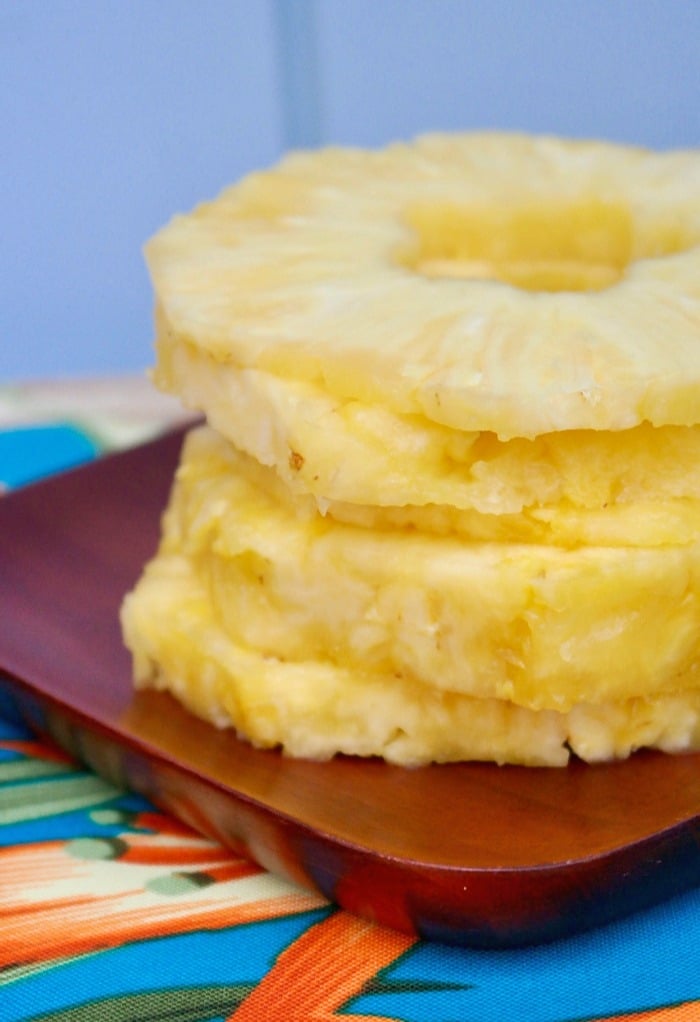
[122,132,700,766]
[154,330,700,547]
[120,427,700,766]
[148,133,700,439]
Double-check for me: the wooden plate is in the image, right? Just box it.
[1,426,699,947]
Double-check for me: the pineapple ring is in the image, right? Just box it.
[148,133,700,439]
[132,427,700,715]
[120,514,700,768]
[154,330,700,546]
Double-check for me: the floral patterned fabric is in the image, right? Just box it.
[1,378,699,1022]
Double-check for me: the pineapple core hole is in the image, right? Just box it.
[402,199,690,292]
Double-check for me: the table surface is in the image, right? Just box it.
[1,376,699,1022]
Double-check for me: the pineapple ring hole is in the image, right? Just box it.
[401,198,691,292]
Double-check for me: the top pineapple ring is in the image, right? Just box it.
[148,133,700,439]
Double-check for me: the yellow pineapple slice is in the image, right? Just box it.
[154,331,700,546]
[122,133,700,766]
[120,427,700,766]
[148,134,700,440]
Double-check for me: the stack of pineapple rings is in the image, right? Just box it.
[121,133,700,767]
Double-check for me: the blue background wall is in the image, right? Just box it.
[3,1,699,381]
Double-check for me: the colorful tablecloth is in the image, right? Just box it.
[1,377,699,1022]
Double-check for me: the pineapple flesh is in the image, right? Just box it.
[122,133,700,766]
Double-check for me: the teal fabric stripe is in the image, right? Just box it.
[351,891,700,1021]
[0,911,331,1022]
[0,424,98,489]
[0,772,124,824]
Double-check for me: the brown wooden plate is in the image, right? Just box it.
[1,426,699,947]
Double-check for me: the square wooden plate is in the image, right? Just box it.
[1,426,699,947]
